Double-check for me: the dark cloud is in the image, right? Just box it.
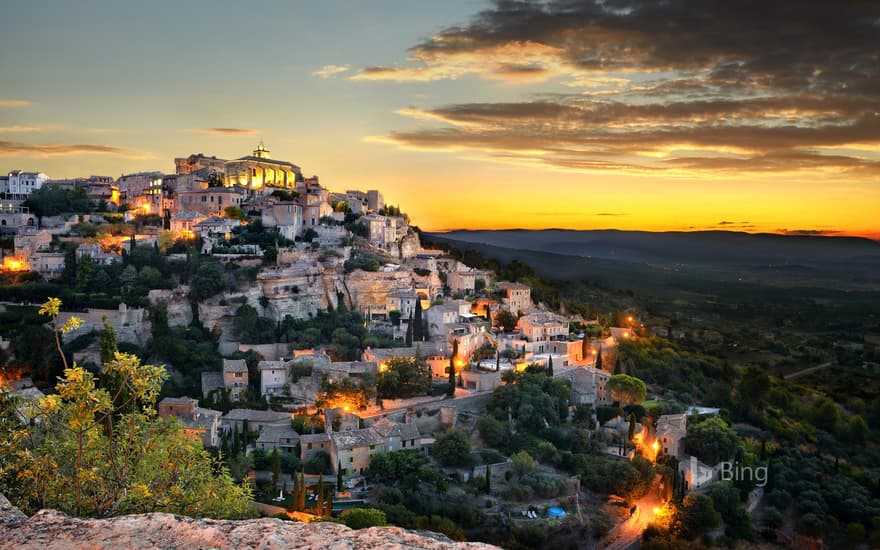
[597,212,625,216]
[776,229,841,236]
[0,140,151,158]
[361,0,880,175]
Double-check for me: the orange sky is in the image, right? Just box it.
[1,1,877,240]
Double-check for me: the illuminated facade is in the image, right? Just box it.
[225,143,302,191]
[174,153,227,175]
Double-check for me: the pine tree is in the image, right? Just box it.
[447,339,458,396]
[595,347,603,370]
[414,299,423,341]
[485,465,491,494]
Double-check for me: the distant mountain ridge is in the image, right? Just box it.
[427,229,880,267]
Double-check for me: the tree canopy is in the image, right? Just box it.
[606,374,647,406]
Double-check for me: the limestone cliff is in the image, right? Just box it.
[0,494,496,550]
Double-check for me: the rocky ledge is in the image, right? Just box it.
[0,494,497,550]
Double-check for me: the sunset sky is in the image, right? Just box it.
[2,0,878,238]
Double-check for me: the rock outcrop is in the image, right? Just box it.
[0,496,497,550]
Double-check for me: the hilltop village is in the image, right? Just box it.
[0,146,830,548]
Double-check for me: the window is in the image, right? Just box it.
[349,457,353,463]
[369,445,375,450]
[307,443,312,450]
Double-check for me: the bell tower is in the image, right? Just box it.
[253,141,270,159]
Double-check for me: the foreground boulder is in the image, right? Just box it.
[0,495,497,550]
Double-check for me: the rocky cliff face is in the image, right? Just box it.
[0,494,497,550]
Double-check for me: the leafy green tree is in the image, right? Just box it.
[707,481,741,522]
[316,377,373,411]
[606,374,647,406]
[223,205,247,221]
[378,355,431,399]
[189,260,229,302]
[511,450,536,477]
[495,309,518,332]
[432,428,472,467]
[679,493,721,539]
[0,299,253,518]
[684,417,740,465]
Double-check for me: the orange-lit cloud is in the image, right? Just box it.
[0,140,153,159]
[192,128,258,136]
[357,1,880,178]
[0,126,42,133]
[0,99,30,108]
[352,41,565,83]
[313,64,351,78]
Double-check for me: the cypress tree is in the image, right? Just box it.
[582,335,589,362]
[337,461,343,492]
[414,299,423,341]
[547,356,554,377]
[628,413,636,441]
[99,318,118,366]
[447,339,458,396]
[595,347,603,370]
[485,465,491,494]
[317,476,324,514]
[295,471,302,511]
[298,471,306,511]
[405,314,413,346]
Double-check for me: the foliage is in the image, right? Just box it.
[23,185,92,217]
[1,348,251,518]
[679,493,721,540]
[223,205,247,221]
[606,374,647,406]
[336,507,387,529]
[495,309,518,332]
[369,450,448,493]
[432,428,472,467]
[304,450,332,475]
[189,260,231,302]
[485,371,570,444]
[316,377,373,411]
[684,416,740,465]
[510,450,536,477]
[377,355,431,399]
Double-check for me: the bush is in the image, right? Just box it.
[338,508,387,529]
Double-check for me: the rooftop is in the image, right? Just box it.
[223,359,248,374]
[223,409,291,423]
[331,427,386,450]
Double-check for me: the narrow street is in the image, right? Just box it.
[601,477,664,550]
